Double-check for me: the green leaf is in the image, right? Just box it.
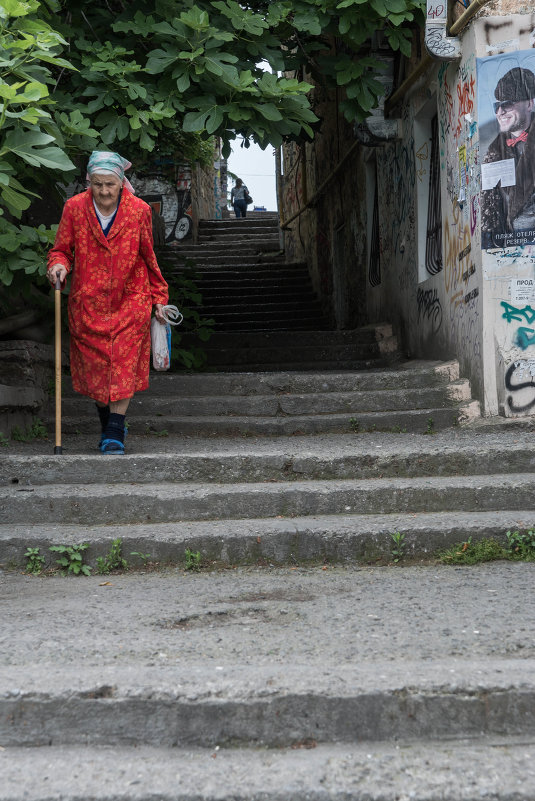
[253,103,283,121]
[205,106,224,134]
[116,116,130,140]
[182,109,210,132]
[339,15,351,35]
[1,185,31,212]
[175,71,191,93]
[145,49,179,73]
[0,0,35,19]
[384,0,412,11]
[20,81,49,101]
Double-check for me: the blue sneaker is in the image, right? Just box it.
[98,426,127,451]
[99,438,125,455]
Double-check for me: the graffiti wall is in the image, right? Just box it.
[134,169,192,243]
[478,27,535,415]
[280,86,369,326]
[368,28,484,401]
[431,43,483,398]
[277,6,535,416]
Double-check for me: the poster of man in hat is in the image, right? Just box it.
[478,53,535,249]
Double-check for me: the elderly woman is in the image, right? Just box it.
[47,151,169,454]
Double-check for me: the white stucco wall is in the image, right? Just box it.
[476,17,535,416]
[372,13,535,416]
[370,27,484,403]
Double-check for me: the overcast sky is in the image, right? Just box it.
[226,141,277,211]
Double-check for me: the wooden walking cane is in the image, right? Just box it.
[54,271,63,455]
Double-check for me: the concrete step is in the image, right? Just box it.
[53,404,472,435]
[196,343,384,365]
[197,226,279,242]
[207,318,333,332]
[163,254,303,268]
[168,265,302,278]
[199,218,279,226]
[198,358,391,370]
[1,562,535,756]
[176,255,284,266]
[189,274,305,288]
[168,264,308,278]
[199,217,279,230]
[184,238,280,251]
[1,508,531,567]
[198,288,316,301]
[178,324,394,348]
[3,561,535,798]
[2,738,535,800]
[199,215,279,223]
[128,365,450,396]
[182,327,398,363]
[193,236,280,248]
[2,659,535,748]
[175,256,284,267]
[59,384,471,418]
[200,300,325,316]
[0,472,531,526]
[183,328,386,347]
[2,431,530,486]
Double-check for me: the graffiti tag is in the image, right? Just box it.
[505,361,535,413]
[417,287,443,333]
[501,301,535,325]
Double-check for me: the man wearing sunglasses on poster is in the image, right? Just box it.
[481,66,535,249]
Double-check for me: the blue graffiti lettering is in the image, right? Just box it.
[515,327,535,350]
[501,301,535,325]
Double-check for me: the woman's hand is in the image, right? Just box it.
[154,303,166,324]
[47,264,68,286]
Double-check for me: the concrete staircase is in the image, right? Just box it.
[165,214,395,370]
[3,355,535,798]
[4,219,533,799]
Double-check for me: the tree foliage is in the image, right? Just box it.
[0,0,423,292]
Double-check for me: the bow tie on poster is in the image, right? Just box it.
[506,131,529,147]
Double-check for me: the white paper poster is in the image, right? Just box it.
[481,158,516,191]
[511,278,535,303]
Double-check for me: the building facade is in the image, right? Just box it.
[280,0,535,416]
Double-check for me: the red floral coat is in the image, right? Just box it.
[48,188,168,403]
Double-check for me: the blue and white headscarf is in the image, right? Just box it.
[86,151,135,194]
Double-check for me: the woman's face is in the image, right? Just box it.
[90,174,122,212]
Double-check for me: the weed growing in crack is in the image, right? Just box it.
[50,544,92,576]
[185,548,202,571]
[96,538,128,574]
[390,531,406,563]
[439,537,507,565]
[12,418,48,442]
[25,547,45,575]
[505,529,535,560]
[130,551,152,566]
[423,417,435,435]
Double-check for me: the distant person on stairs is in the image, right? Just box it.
[231,178,250,219]
[46,150,169,455]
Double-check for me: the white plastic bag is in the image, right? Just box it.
[151,318,171,370]
[151,305,183,371]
